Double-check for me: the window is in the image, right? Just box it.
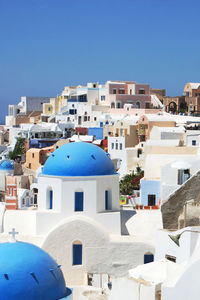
[116,143,118,150]
[178,169,190,185]
[192,140,196,146]
[75,192,84,211]
[130,89,132,95]
[120,143,123,150]
[139,88,145,94]
[148,194,156,206]
[101,96,105,101]
[136,101,141,108]
[88,116,90,121]
[32,153,34,158]
[29,163,31,168]
[49,190,53,209]
[47,189,53,209]
[111,102,115,108]
[30,197,34,205]
[48,107,51,111]
[113,89,117,94]
[137,149,142,158]
[144,253,154,264]
[105,190,112,210]
[145,102,150,109]
[117,102,121,109]
[84,116,87,121]
[73,243,82,265]
[119,89,125,94]
[111,143,114,150]
[94,117,96,121]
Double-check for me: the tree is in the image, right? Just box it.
[120,168,144,195]
[8,137,26,160]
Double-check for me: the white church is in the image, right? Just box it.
[0,142,159,286]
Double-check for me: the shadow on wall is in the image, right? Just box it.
[120,210,136,235]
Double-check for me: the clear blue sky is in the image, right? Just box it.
[0,0,200,123]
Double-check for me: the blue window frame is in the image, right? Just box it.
[105,190,109,210]
[73,244,82,265]
[105,190,112,210]
[49,190,53,209]
[144,253,154,264]
[75,192,84,211]
[192,140,196,146]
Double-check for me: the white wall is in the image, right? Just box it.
[186,130,200,146]
[155,227,199,263]
[4,210,37,235]
[42,216,155,285]
[37,174,120,235]
[161,157,200,201]
[109,276,155,300]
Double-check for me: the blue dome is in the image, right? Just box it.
[0,160,14,170]
[42,142,116,177]
[0,242,69,300]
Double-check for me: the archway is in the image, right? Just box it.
[168,101,177,113]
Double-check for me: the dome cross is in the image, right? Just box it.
[9,228,19,243]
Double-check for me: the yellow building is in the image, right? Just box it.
[43,98,60,115]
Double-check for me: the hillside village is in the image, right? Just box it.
[1,80,200,299]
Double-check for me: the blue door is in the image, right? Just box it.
[73,244,82,265]
[75,192,84,211]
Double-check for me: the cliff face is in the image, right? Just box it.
[161,171,200,230]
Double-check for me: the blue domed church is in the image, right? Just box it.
[2,142,154,286]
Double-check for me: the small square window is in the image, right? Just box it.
[192,140,196,146]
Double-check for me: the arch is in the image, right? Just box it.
[136,101,141,108]
[46,187,53,210]
[144,252,154,264]
[111,102,115,109]
[72,240,82,265]
[74,190,84,211]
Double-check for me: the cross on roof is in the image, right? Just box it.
[9,228,19,243]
